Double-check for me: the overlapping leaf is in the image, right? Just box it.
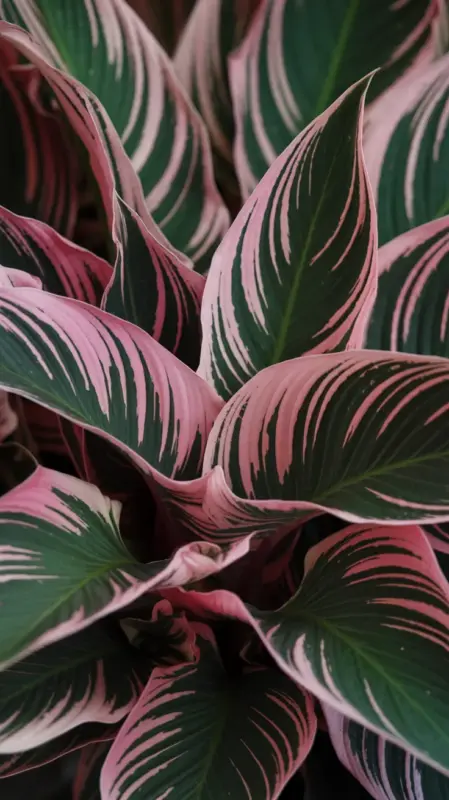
[1,0,229,268]
[0,44,77,235]
[199,77,377,400]
[101,634,316,799]
[103,197,204,368]
[0,623,145,753]
[0,466,243,671]
[364,52,449,244]
[204,350,449,525]
[325,709,449,799]
[175,523,449,774]
[230,0,438,195]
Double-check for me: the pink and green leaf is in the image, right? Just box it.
[231,0,439,195]
[325,708,449,799]
[1,0,230,268]
[0,44,78,235]
[100,633,317,799]
[122,598,198,666]
[198,76,377,400]
[0,623,145,753]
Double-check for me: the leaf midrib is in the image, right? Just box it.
[313,0,361,118]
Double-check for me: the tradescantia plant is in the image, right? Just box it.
[2,2,449,799]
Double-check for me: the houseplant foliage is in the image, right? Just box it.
[1,2,449,799]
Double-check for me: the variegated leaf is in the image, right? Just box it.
[122,598,197,666]
[175,0,261,176]
[1,0,230,268]
[198,77,377,400]
[73,741,110,800]
[231,0,439,196]
[0,392,17,442]
[204,350,449,525]
[0,205,111,302]
[0,44,77,235]
[364,53,449,245]
[325,708,449,800]
[0,286,222,479]
[0,623,145,753]
[100,634,316,799]
[0,724,116,778]
[103,197,204,368]
[0,466,242,670]
[174,523,449,774]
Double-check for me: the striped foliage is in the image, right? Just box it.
[325,709,449,800]
[0,43,77,236]
[204,350,449,526]
[0,624,145,753]
[0,0,230,268]
[364,52,449,245]
[100,634,316,799]
[122,598,198,666]
[103,197,204,369]
[0,205,111,303]
[199,77,377,400]
[0,466,240,671]
[230,0,439,196]
[175,523,449,774]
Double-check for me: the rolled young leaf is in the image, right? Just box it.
[325,708,449,800]
[198,76,377,400]
[204,350,449,523]
[173,523,449,775]
[0,466,242,670]
[364,52,449,245]
[100,633,317,800]
[0,623,145,753]
[231,0,439,196]
[0,0,230,267]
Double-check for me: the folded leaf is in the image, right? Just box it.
[0,45,77,235]
[325,708,449,800]
[173,523,449,774]
[198,77,377,400]
[204,350,449,523]
[1,0,230,267]
[101,634,316,799]
[103,197,204,369]
[365,216,449,357]
[231,0,439,195]
[0,466,244,670]
[0,205,111,302]
[364,53,449,245]
[0,623,145,753]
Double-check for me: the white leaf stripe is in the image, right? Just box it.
[198,76,377,401]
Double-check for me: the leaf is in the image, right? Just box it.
[365,216,449,357]
[73,741,110,800]
[0,724,116,778]
[0,466,244,671]
[121,598,198,665]
[100,633,316,800]
[0,205,111,302]
[0,392,17,442]
[0,44,77,235]
[173,523,449,775]
[364,53,449,245]
[0,623,145,753]
[0,285,222,480]
[102,197,204,369]
[230,0,439,196]
[204,350,449,525]
[198,76,377,400]
[325,709,449,800]
[174,0,261,174]
[1,0,230,268]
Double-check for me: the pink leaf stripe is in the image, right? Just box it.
[203,350,449,525]
[0,43,78,235]
[101,633,316,800]
[169,523,449,775]
[0,391,16,441]
[198,76,377,400]
[324,708,449,800]
[0,624,144,753]
[0,466,248,671]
